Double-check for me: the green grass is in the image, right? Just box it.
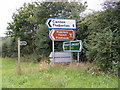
[0,57,2,89]
[1,58,118,88]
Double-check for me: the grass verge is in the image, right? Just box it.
[1,58,118,88]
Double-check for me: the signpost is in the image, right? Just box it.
[49,29,74,41]
[18,40,27,74]
[46,18,76,29]
[63,40,82,52]
[18,38,21,74]
[46,18,82,63]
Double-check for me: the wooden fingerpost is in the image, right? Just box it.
[18,38,21,75]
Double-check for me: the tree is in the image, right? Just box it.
[34,2,86,24]
[33,2,86,57]
[6,3,37,54]
[6,3,36,38]
[34,25,51,56]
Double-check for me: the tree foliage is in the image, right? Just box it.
[81,1,120,73]
[2,37,18,57]
[34,2,86,24]
[6,3,36,38]
[34,25,51,56]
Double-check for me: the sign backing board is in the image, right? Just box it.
[49,29,75,41]
[46,18,76,29]
[49,52,73,63]
[63,40,82,52]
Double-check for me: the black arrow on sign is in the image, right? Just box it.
[48,20,52,27]
[73,24,74,27]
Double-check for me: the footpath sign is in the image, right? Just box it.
[20,41,27,46]
[49,52,73,63]
[49,29,74,41]
[46,18,76,29]
[63,40,82,52]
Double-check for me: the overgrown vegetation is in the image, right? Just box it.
[1,58,118,88]
[82,2,120,73]
[1,1,119,74]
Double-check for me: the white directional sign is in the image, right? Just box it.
[20,41,27,46]
[46,18,76,29]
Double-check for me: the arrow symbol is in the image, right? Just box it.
[73,24,74,27]
[49,30,55,40]
[48,20,52,27]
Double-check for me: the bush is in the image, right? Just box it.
[2,37,18,57]
[82,3,120,73]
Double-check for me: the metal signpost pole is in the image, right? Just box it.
[77,52,80,62]
[52,40,55,64]
[18,38,21,75]
[77,52,80,66]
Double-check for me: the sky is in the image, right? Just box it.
[0,0,105,37]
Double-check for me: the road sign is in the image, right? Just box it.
[20,41,27,46]
[63,42,71,51]
[49,52,73,63]
[46,18,76,29]
[49,29,75,41]
[63,40,82,52]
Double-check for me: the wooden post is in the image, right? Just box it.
[18,38,21,74]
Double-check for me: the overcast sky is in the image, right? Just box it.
[0,0,105,37]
